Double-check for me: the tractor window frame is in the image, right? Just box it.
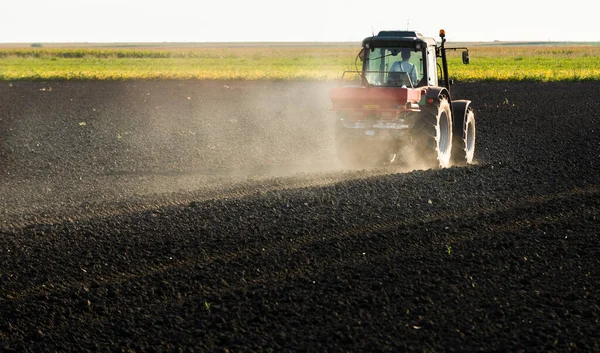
[363,46,427,87]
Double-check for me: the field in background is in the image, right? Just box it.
[1,42,600,81]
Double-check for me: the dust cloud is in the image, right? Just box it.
[92,80,438,199]
[0,81,435,227]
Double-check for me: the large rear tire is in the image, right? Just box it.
[452,108,476,165]
[412,97,453,168]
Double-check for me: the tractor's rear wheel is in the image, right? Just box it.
[452,108,476,165]
[412,97,453,168]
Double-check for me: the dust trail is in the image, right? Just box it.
[396,144,440,172]
[0,81,430,227]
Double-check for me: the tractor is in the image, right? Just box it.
[330,29,475,168]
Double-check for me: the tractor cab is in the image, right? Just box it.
[360,31,438,88]
[357,30,470,91]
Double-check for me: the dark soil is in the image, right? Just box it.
[1,80,599,352]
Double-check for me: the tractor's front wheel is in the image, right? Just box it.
[452,108,476,165]
[412,97,453,168]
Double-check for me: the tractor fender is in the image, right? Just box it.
[451,100,472,136]
[423,87,450,103]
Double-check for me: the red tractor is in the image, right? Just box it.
[330,29,475,168]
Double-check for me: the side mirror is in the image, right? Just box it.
[462,51,470,64]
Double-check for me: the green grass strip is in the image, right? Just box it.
[1,46,599,81]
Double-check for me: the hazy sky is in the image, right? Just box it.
[1,0,598,43]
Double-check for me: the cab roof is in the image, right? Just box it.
[362,30,437,48]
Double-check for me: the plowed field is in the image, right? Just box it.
[1,81,599,352]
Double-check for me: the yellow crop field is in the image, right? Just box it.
[0,44,599,81]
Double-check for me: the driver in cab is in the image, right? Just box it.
[389,48,418,85]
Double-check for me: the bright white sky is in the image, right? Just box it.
[1,0,598,43]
